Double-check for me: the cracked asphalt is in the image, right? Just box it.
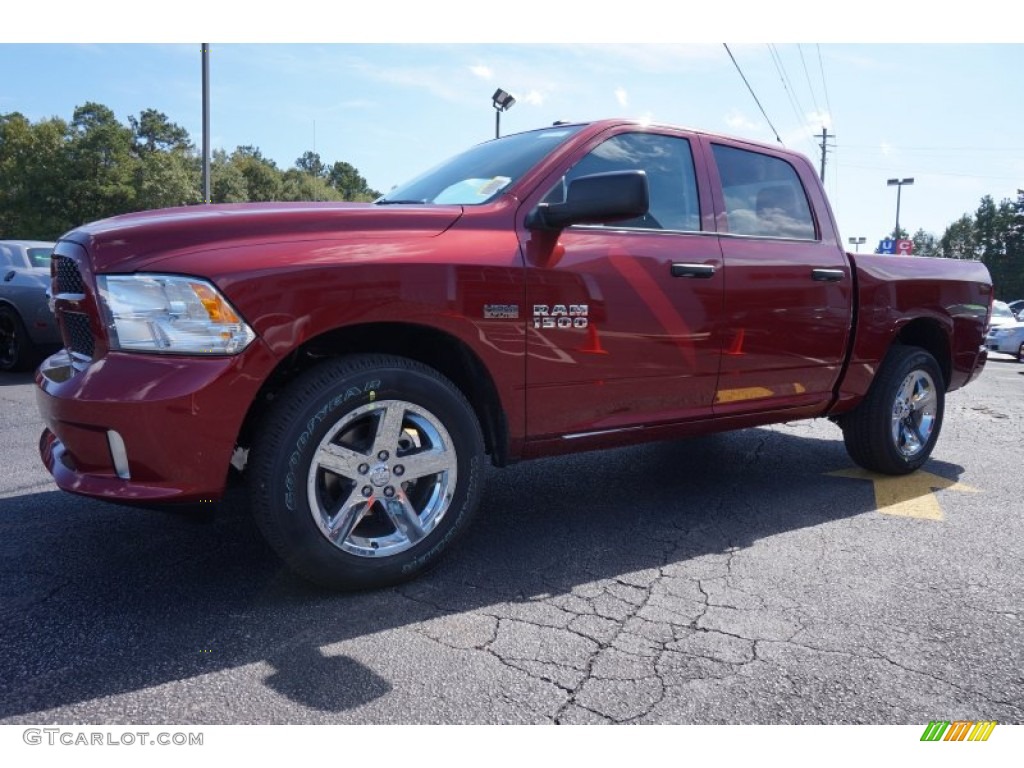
[1,358,1022,725]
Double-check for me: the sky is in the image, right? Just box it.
[3,5,1023,251]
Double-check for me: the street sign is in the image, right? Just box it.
[877,238,914,255]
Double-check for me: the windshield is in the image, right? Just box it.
[378,125,585,206]
[27,247,52,268]
[992,303,1014,320]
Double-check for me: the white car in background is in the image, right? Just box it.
[985,316,1024,362]
[987,300,1018,330]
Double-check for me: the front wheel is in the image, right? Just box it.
[248,355,485,590]
[0,306,39,372]
[840,346,945,475]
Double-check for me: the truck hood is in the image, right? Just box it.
[61,202,464,272]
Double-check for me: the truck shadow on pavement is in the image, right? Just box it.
[0,426,969,721]
[0,371,35,388]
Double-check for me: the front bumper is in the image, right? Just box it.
[35,342,276,503]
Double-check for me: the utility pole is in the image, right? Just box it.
[815,126,835,182]
[201,43,211,204]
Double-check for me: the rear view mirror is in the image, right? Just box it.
[527,171,649,231]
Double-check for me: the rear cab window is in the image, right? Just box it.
[711,144,817,240]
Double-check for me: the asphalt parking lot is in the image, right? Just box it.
[1,359,1022,725]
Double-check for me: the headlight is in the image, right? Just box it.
[97,274,256,355]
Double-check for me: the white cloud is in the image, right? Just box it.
[571,44,724,74]
[470,64,493,80]
[615,87,629,108]
[519,89,545,106]
[806,110,832,131]
[880,141,894,157]
[725,109,759,132]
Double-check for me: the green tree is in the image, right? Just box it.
[1001,190,1024,299]
[295,150,326,178]
[0,103,383,232]
[911,228,938,258]
[974,195,1002,262]
[135,150,201,210]
[0,112,73,238]
[129,109,192,155]
[211,149,249,203]
[280,168,341,202]
[982,195,1023,299]
[939,215,977,260]
[129,109,199,209]
[64,102,138,225]
[327,161,380,201]
[231,146,282,202]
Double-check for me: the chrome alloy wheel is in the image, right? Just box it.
[306,399,458,558]
[890,369,938,458]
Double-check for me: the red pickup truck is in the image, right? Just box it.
[35,119,992,589]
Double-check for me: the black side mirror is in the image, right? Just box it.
[527,170,649,231]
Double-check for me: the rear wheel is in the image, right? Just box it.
[840,346,945,475]
[0,306,38,372]
[1018,342,1023,363]
[248,355,485,590]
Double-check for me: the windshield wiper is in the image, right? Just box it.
[375,199,427,205]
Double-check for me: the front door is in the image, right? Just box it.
[519,129,725,440]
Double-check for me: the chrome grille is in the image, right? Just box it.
[62,311,95,358]
[53,255,86,295]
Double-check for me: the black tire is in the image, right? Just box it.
[1018,342,1024,364]
[840,345,945,475]
[247,354,485,590]
[0,305,39,373]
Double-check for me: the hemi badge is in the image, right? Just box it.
[483,304,519,319]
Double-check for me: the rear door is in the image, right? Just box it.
[704,139,853,415]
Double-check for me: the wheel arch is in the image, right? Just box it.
[894,317,951,389]
[236,321,510,468]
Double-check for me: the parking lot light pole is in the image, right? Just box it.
[848,236,866,252]
[492,89,516,139]
[887,178,914,239]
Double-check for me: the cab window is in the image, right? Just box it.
[711,144,816,240]
[545,133,701,232]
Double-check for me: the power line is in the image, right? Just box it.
[840,144,1024,153]
[767,44,815,148]
[798,45,822,117]
[813,45,838,208]
[838,162,1023,182]
[723,43,783,145]
[816,45,834,126]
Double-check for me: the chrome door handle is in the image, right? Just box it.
[671,263,716,278]
[811,268,845,282]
